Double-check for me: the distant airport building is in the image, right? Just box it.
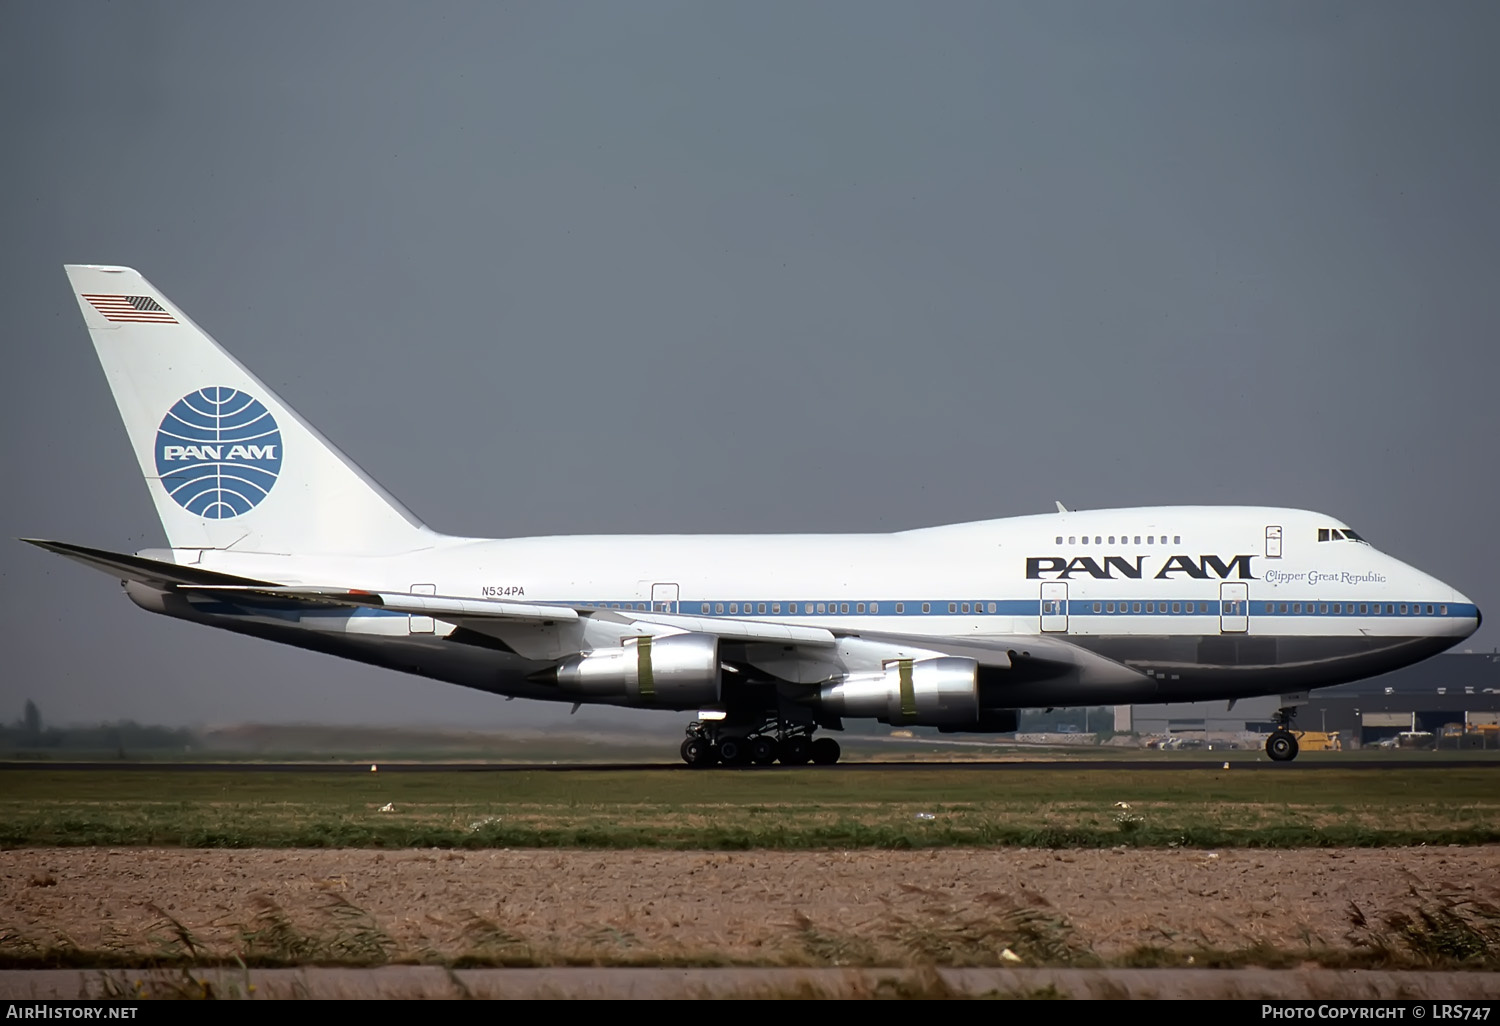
[1119,651,1500,746]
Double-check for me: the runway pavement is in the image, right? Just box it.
[0,757,1492,772]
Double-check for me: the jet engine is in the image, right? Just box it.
[553,634,721,707]
[817,657,980,727]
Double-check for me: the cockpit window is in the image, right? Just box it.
[1318,527,1368,543]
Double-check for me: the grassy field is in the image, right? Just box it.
[2,765,1497,849]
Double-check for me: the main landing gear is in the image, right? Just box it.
[1265,706,1300,763]
[680,718,841,768]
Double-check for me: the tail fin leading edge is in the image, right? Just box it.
[65,264,433,555]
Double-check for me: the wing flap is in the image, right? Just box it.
[602,609,837,646]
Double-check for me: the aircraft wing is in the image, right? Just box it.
[609,614,1144,683]
[27,540,1127,681]
[192,585,838,646]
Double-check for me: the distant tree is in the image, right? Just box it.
[22,700,41,737]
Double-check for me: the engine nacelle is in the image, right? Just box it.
[554,634,721,707]
[818,657,980,727]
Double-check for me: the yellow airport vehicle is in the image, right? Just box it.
[1293,730,1342,752]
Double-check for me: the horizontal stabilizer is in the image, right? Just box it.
[22,539,271,589]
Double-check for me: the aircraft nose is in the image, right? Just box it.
[1435,575,1482,638]
[1455,588,1481,635]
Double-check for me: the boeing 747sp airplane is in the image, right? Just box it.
[29,265,1482,765]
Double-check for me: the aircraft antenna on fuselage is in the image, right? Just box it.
[1055,501,1070,513]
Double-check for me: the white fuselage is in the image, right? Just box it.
[146,504,1477,707]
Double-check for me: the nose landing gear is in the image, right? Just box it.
[1265,729,1299,762]
[1265,705,1300,762]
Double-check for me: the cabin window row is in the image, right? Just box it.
[1263,601,1445,616]
[1090,601,1196,614]
[576,599,1448,617]
[1056,535,1181,546]
[693,601,1003,615]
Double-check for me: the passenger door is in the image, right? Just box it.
[1220,582,1248,633]
[409,583,436,634]
[651,582,680,614]
[1265,525,1283,559]
[1040,582,1068,633]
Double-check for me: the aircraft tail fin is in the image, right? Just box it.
[64,265,435,555]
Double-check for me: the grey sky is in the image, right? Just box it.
[2,2,1496,728]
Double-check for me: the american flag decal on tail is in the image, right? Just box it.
[83,294,178,323]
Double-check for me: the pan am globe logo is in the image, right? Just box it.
[154,387,283,519]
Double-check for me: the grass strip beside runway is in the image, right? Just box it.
[1,767,1497,849]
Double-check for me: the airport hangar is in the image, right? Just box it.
[1118,651,1500,744]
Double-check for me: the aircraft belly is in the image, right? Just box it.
[1067,633,1458,697]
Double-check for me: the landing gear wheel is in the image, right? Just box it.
[681,737,715,767]
[810,737,841,765]
[1266,730,1299,762]
[718,737,751,766]
[749,736,777,766]
[778,736,812,765]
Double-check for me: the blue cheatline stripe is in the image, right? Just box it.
[188,594,1479,623]
[574,598,1478,620]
